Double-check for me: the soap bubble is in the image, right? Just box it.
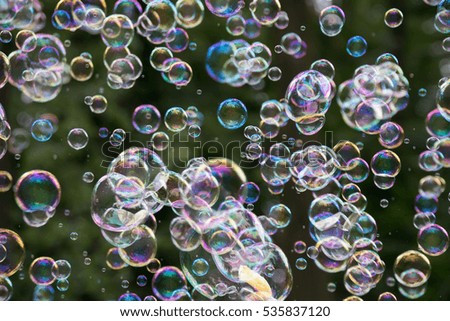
[205,0,242,18]
[51,259,71,280]
[384,8,403,28]
[29,257,56,286]
[165,107,188,132]
[14,170,61,213]
[31,119,54,142]
[70,55,94,81]
[119,225,157,267]
[319,6,345,37]
[249,0,281,26]
[67,128,89,150]
[101,14,134,48]
[175,0,204,29]
[132,104,161,134]
[152,266,187,300]
[0,229,25,277]
[217,98,248,130]
[106,248,128,270]
[0,171,13,192]
[371,150,401,177]
[268,204,292,228]
[417,224,449,256]
[295,258,307,270]
[0,277,13,301]
[151,131,170,151]
[346,36,367,57]
[394,250,431,287]
[226,15,245,36]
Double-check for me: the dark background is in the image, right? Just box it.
[0,0,449,300]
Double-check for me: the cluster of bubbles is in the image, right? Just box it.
[206,40,273,87]
[92,149,292,300]
[337,56,409,142]
[149,46,192,87]
[0,0,46,32]
[7,31,69,102]
[29,257,71,295]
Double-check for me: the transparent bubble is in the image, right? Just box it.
[417,224,449,256]
[217,98,248,130]
[371,150,401,177]
[51,260,71,280]
[268,67,282,81]
[176,0,205,29]
[106,248,128,270]
[394,250,431,287]
[167,60,193,86]
[295,258,307,270]
[15,30,37,53]
[443,37,450,52]
[346,36,367,58]
[205,0,242,18]
[378,292,397,301]
[226,15,245,36]
[151,131,170,151]
[0,229,25,277]
[101,14,134,48]
[378,122,404,149]
[67,128,89,150]
[132,104,161,134]
[29,257,56,286]
[437,79,450,121]
[418,175,446,197]
[70,56,94,81]
[238,182,260,204]
[415,194,438,213]
[188,125,201,138]
[166,28,189,53]
[268,204,292,228]
[113,0,143,26]
[384,8,403,28]
[294,241,307,254]
[119,292,141,301]
[152,266,187,301]
[147,258,161,273]
[275,11,289,30]
[14,170,61,213]
[319,5,345,37]
[82,172,95,183]
[0,277,13,301]
[192,258,209,276]
[426,108,450,138]
[118,225,157,267]
[31,119,54,142]
[250,0,281,25]
[150,47,173,71]
[165,107,188,132]
[280,32,302,55]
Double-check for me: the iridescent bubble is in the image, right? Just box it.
[150,47,173,71]
[70,56,94,81]
[378,122,404,149]
[151,131,170,151]
[52,0,87,31]
[132,104,161,135]
[0,277,13,301]
[0,229,25,277]
[85,7,106,31]
[238,182,260,204]
[137,275,147,287]
[167,60,193,86]
[295,258,307,270]
[268,204,292,228]
[443,37,450,52]
[226,15,245,36]
[414,212,436,230]
[319,6,345,37]
[33,285,55,301]
[152,266,187,300]
[51,259,71,280]
[426,108,450,138]
[275,11,289,30]
[0,52,9,89]
[384,8,403,28]
[119,292,141,301]
[147,258,161,273]
[106,248,128,270]
[249,0,281,25]
[205,0,242,18]
[82,172,95,183]
[192,258,209,276]
[166,28,189,53]
[119,225,157,267]
[56,279,69,292]
[280,32,302,55]
[175,0,205,29]
[437,78,450,121]
[394,250,431,287]
[417,224,449,256]
[31,119,54,142]
[268,67,282,81]
[244,18,261,39]
[113,0,143,26]
[67,128,89,150]
[371,150,401,177]
[29,257,56,286]
[418,175,446,197]
[347,36,367,58]
[101,14,134,48]
[378,292,397,301]
[414,194,438,213]
[217,98,248,130]
[14,170,61,213]
[165,107,188,132]
[294,241,307,254]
